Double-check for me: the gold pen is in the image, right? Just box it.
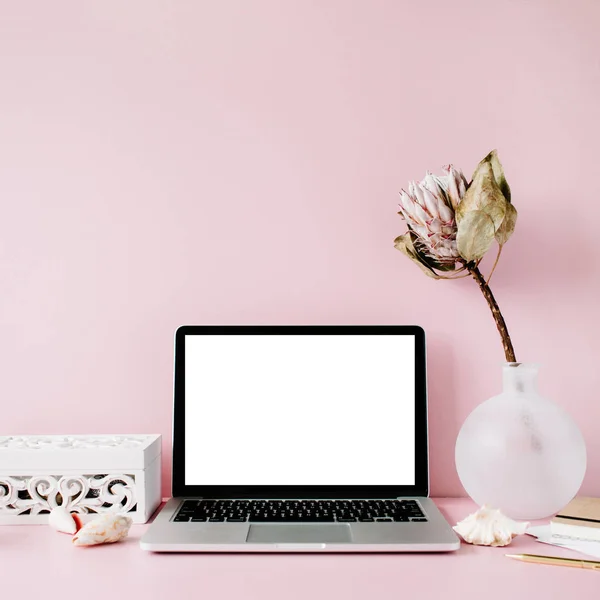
[506,553,600,570]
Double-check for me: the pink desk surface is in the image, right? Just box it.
[1,498,597,600]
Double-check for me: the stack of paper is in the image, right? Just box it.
[551,497,600,542]
[527,525,600,559]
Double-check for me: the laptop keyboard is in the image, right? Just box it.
[173,499,427,523]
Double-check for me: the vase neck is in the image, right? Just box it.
[502,363,539,394]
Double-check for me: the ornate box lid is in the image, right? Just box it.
[0,435,161,471]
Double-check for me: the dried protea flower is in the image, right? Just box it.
[395,151,516,278]
[394,150,519,363]
[397,166,467,270]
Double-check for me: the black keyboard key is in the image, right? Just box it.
[226,517,246,522]
[376,518,392,522]
[174,515,190,522]
[337,517,357,522]
[411,518,427,522]
[209,516,225,522]
[358,517,374,522]
[191,517,207,522]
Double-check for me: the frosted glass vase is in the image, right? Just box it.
[455,363,586,520]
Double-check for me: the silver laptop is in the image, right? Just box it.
[140,325,460,552]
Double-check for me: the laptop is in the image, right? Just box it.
[140,325,460,552]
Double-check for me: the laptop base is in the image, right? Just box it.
[140,497,460,552]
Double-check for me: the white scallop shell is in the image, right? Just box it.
[453,505,529,547]
[48,507,82,535]
[72,512,132,546]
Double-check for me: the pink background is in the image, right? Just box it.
[1,1,599,498]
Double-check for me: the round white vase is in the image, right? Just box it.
[455,363,587,520]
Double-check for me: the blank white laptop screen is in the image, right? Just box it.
[184,334,416,486]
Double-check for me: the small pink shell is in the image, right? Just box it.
[72,512,132,547]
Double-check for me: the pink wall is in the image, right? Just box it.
[1,1,599,498]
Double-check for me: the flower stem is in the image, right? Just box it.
[468,264,517,363]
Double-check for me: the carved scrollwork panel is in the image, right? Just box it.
[0,474,137,517]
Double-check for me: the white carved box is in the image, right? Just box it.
[0,434,161,524]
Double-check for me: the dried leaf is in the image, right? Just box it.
[456,210,496,262]
[456,161,507,229]
[486,149,511,202]
[495,201,517,246]
[394,233,440,279]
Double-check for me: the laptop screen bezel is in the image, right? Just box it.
[172,325,428,498]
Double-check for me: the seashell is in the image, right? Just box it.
[72,512,133,547]
[49,507,83,534]
[453,505,529,547]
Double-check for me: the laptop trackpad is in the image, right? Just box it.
[247,524,351,544]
